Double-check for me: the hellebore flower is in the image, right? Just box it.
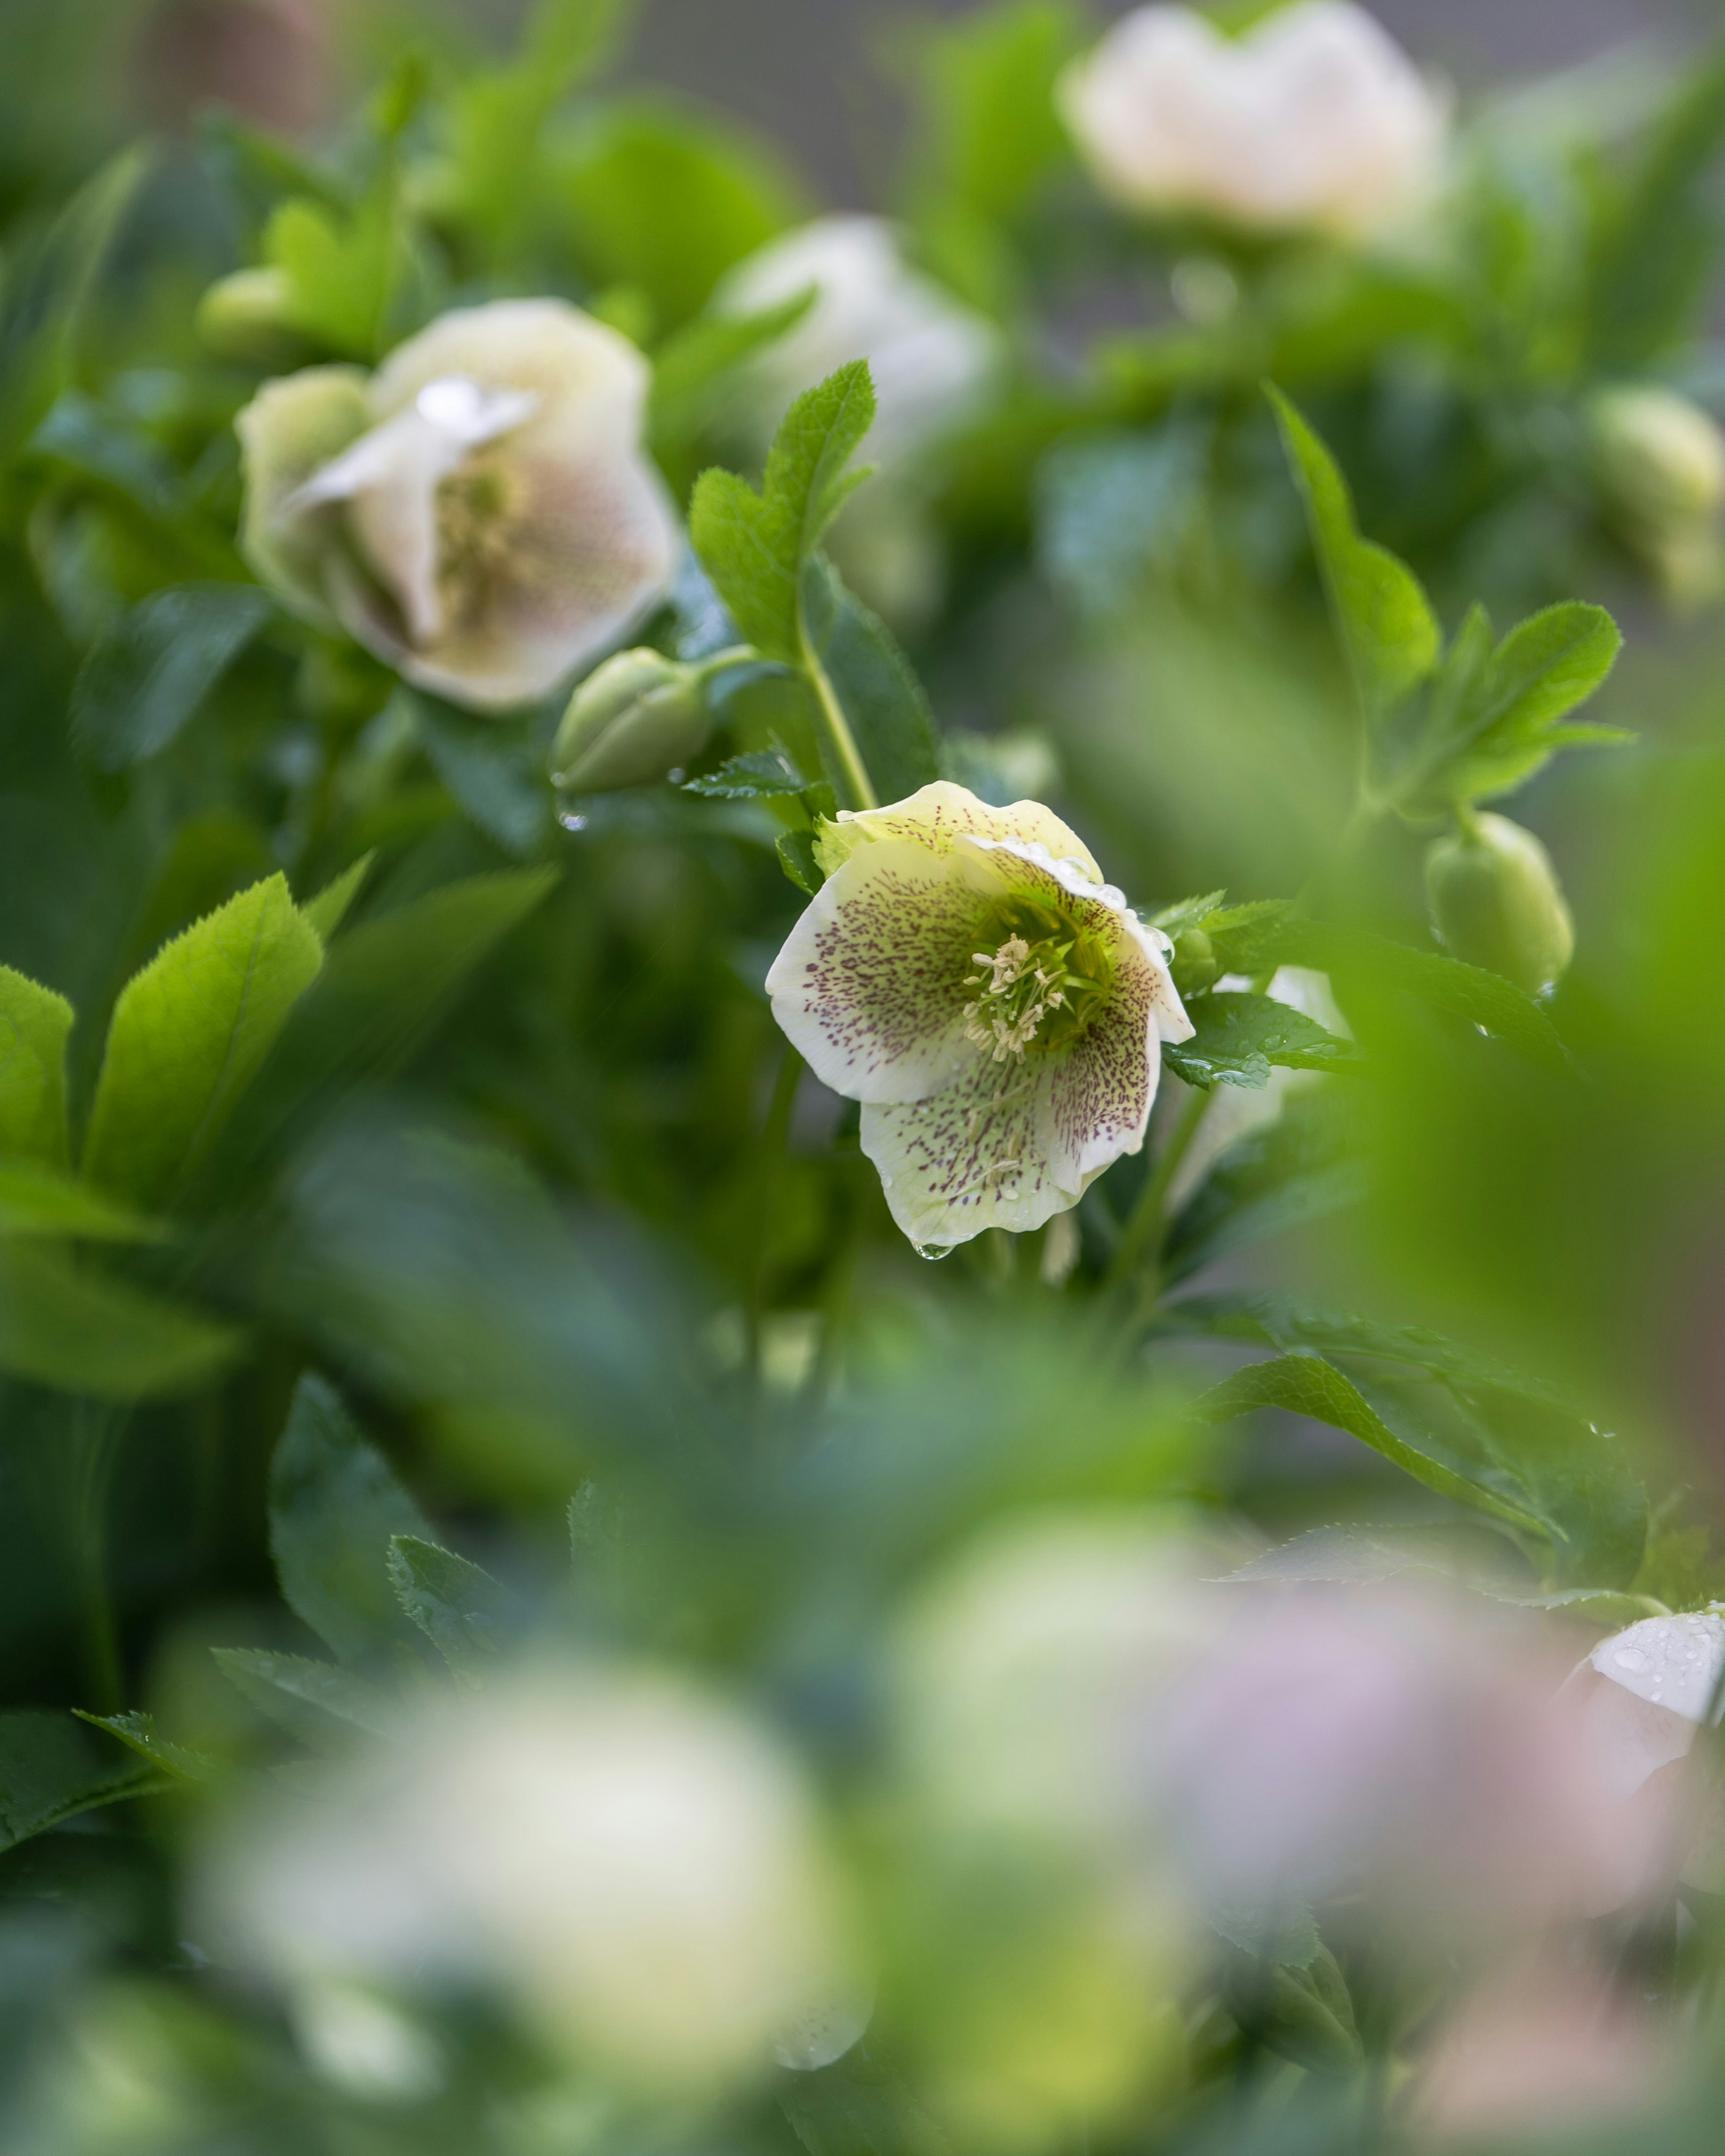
[237,299,679,711]
[1058,2,1445,241]
[716,216,1001,465]
[765,784,1192,1249]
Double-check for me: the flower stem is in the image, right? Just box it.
[1102,1082,1216,1293]
[798,636,879,811]
[747,1045,804,1381]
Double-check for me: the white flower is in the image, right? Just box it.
[716,216,1001,464]
[195,1668,858,2093]
[1058,2,1446,240]
[237,300,679,711]
[765,783,1193,1249]
[1565,1609,1725,1802]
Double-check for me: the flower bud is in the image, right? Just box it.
[1424,814,1575,997]
[1590,386,1725,534]
[550,648,711,795]
[196,266,311,367]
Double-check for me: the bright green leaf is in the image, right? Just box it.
[71,584,273,772]
[0,1243,239,1398]
[0,1160,162,1242]
[270,1372,431,1668]
[690,362,877,664]
[0,967,73,1167]
[1269,385,1441,724]
[83,875,324,1210]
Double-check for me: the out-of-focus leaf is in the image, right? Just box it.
[1265,921,1569,1070]
[1221,1945,1362,2079]
[800,557,941,804]
[411,693,550,858]
[1223,1522,1523,1588]
[0,148,146,467]
[388,1536,519,1683]
[1192,1353,1549,1538]
[778,2050,954,2156]
[1163,1093,1367,1287]
[1269,386,1440,724]
[270,1372,430,1668]
[0,966,73,1167]
[70,584,273,772]
[0,1243,239,1398]
[83,875,324,1210]
[778,829,825,895]
[212,1648,396,1743]
[0,1160,162,1242]
[263,180,412,361]
[690,362,877,665]
[72,1711,220,1784]
[559,96,804,331]
[0,1711,167,1854]
[1163,992,1361,1091]
[1037,417,1208,620]
[650,290,814,463]
[910,0,1083,226]
[301,853,375,942]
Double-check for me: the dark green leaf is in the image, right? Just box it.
[301,853,375,942]
[689,362,877,664]
[779,2050,953,2156]
[387,1536,520,1682]
[1192,1354,1548,1538]
[1269,386,1440,723]
[270,1372,430,1667]
[0,1161,162,1242]
[1163,1093,1367,1286]
[411,693,550,858]
[71,584,273,773]
[799,557,942,803]
[0,1711,167,1854]
[0,1243,239,1398]
[1163,991,1360,1091]
[72,1710,220,1784]
[684,748,811,799]
[650,289,815,458]
[0,967,73,1167]
[1220,1947,1362,2079]
[83,875,325,1210]
[212,1649,396,1742]
[777,828,825,894]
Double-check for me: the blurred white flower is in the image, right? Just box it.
[1058,3,1445,240]
[195,1667,858,2094]
[237,300,679,712]
[716,216,1002,465]
[1566,1610,1725,1799]
[287,1979,443,2103]
[766,784,1192,1249]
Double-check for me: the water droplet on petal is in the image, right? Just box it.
[558,811,588,832]
[912,1241,954,1262]
[1614,1647,1651,1673]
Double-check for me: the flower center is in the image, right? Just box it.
[960,898,1112,1062]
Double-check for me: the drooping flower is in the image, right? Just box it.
[237,299,679,711]
[765,783,1192,1248]
[716,216,1001,465]
[1058,2,1445,241]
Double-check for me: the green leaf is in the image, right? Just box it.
[387,1536,519,1683]
[1224,1522,1521,1588]
[1403,601,1626,810]
[270,1372,430,1668]
[0,1160,162,1242]
[1268,385,1440,724]
[690,363,877,664]
[410,693,550,858]
[1220,1946,1361,2079]
[1203,901,1295,978]
[1163,1093,1367,1287]
[264,185,408,361]
[1163,991,1360,1092]
[650,289,815,464]
[1265,921,1568,1070]
[0,967,73,1167]
[1193,1353,1549,1539]
[211,1649,396,1742]
[799,558,942,803]
[0,1243,239,1398]
[911,1,1083,228]
[301,854,375,943]
[779,2052,954,2156]
[684,748,811,799]
[777,828,825,895]
[0,1710,167,1855]
[70,584,273,773]
[72,1710,220,1784]
[83,876,325,1211]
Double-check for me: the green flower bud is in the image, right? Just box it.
[550,648,711,795]
[1590,386,1725,534]
[195,267,312,367]
[1424,813,1575,997]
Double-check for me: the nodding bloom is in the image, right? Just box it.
[765,783,1192,1249]
[1058,2,1445,242]
[236,299,679,712]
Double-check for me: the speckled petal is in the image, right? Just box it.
[765,840,985,1104]
[862,1052,1075,1246]
[1039,952,1163,1191]
[816,783,1102,881]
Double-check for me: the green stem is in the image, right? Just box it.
[1102,1083,1216,1293]
[67,1402,126,1713]
[798,637,879,811]
[746,1046,804,1381]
